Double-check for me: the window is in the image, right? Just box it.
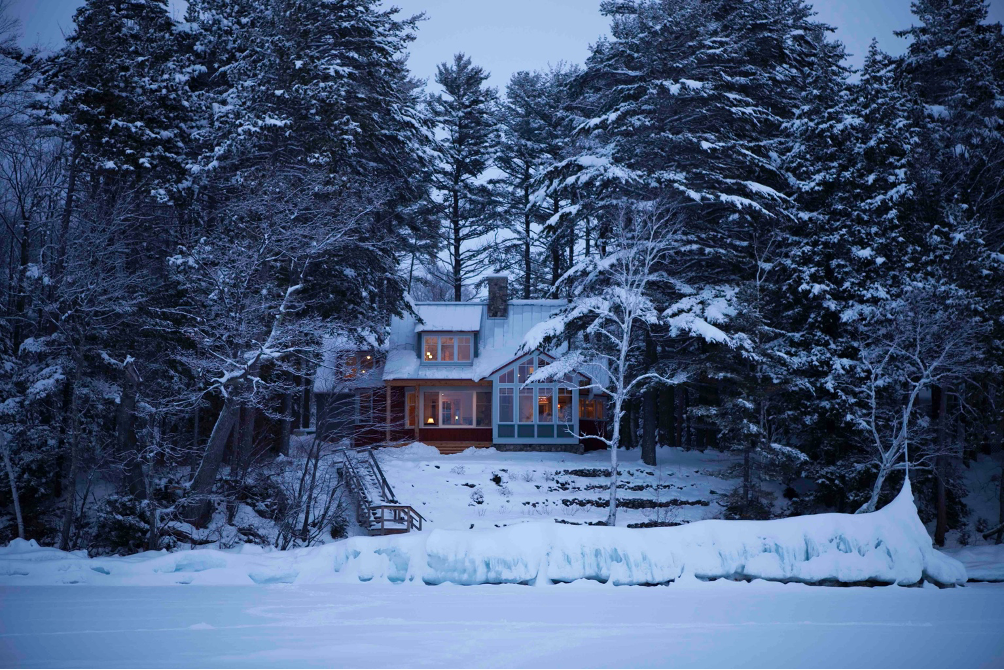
[476,391,491,427]
[499,367,514,384]
[440,390,473,426]
[423,334,474,364]
[498,388,514,423]
[579,398,606,420]
[557,388,572,423]
[518,358,535,384]
[423,336,438,362]
[406,391,416,427]
[538,388,553,423]
[518,388,534,423]
[440,336,455,362]
[458,336,472,362]
[423,392,439,425]
[420,389,489,427]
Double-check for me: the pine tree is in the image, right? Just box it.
[494,65,578,298]
[426,53,499,302]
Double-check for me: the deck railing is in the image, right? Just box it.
[340,447,423,535]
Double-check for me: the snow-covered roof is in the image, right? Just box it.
[313,334,384,394]
[413,303,483,332]
[383,300,568,382]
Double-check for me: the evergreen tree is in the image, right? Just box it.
[426,53,499,301]
[494,65,578,298]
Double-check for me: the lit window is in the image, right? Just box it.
[361,353,374,372]
[440,336,455,362]
[423,336,439,361]
[440,390,473,426]
[406,391,416,427]
[345,354,358,379]
[579,398,595,419]
[476,391,491,426]
[557,388,572,423]
[518,359,535,384]
[538,388,553,422]
[498,388,514,423]
[499,368,514,384]
[423,392,439,425]
[457,336,472,362]
[518,388,534,423]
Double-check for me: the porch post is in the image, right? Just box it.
[414,383,421,442]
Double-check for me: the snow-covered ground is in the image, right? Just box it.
[375,443,747,530]
[2,581,1003,668]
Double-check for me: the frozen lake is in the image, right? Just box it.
[2,580,1002,668]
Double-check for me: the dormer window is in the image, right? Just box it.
[422,334,473,363]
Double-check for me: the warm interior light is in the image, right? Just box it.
[426,417,435,424]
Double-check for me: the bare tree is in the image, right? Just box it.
[525,204,685,525]
[843,284,984,513]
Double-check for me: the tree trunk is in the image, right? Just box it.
[300,440,322,541]
[550,197,560,289]
[523,179,531,299]
[606,397,623,526]
[300,371,311,429]
[117,362,144,497]
[11,206,31,354]
[675,386,685,449]
[53,144,79,286]
[997,453,1004,544]
[237,405,257,480]
[641,331,657,466]
[659,386,674,447]
[59,357,83,551]
[858,463,890,514]
[642,388,657,466]
[2,438,24,540]
[452,183,462,302]
[280,388,292,456]
[934,386,948,546]
[190,406,200,474]
[186,396,240,526]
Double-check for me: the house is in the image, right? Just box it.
[314,275,608,454]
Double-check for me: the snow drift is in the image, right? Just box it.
[0,480,967,587]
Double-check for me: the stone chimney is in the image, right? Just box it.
[487,274,508,319]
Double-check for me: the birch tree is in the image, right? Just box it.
[843,284,983,513]
[524,205,686,525]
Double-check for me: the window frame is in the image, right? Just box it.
[493,352,580,442]
[419,388,491,428]
[421,333,475,365]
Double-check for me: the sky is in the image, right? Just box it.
[10,0,1004,89]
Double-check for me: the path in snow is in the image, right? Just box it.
[2,581,1002,668]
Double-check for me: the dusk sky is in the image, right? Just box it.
[11,0,1004,88]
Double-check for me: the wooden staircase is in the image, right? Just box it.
[340,447,425,536]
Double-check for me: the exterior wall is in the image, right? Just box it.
[419,427,493,443]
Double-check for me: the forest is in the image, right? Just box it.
[0,0,1002,554]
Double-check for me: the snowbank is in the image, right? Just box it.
[944,544,1004,582]
[330,480,965,587]
[0,480,966,587]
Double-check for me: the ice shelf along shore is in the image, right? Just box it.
[0,479,968,588]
